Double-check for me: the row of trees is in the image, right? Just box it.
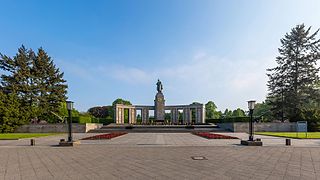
[205,101,246,119]
[87,98,132,119]
[0,46,68,132]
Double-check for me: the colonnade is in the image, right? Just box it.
[114,104,205,124]
[114,104,136,124]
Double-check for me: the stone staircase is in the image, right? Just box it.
[88,123,225,133]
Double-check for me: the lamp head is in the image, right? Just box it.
[66,101,74,111]
[247,100,256,111]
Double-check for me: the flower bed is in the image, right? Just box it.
[81,132,127,140]
[193,132,238,139]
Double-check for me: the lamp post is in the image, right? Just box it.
[248,100,256,141]
[66,101,74,142]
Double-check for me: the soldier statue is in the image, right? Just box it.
[156,79,163,93]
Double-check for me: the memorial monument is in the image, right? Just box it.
[114,80,205,124]
[154,79,165,122]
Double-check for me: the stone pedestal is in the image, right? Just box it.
[59,139,80,147]
[154,92,165,121]
[240,140,263,146]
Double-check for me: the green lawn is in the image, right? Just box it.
[256,132,320,139]
[0,133,61,140]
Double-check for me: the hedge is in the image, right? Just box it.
[206,117,252,123]
[91,117,114,125]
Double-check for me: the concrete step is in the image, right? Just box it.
[88,127,225,133]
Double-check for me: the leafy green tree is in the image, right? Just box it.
[232,108,245,117]
[33,48,67,122]
[223,109,233,118]
[252,101,273,122]
[0,46,37,118]
[87,106,112,118]
[205,101,221,119]
[0,45,68,123]
[0,91,29,132]
[112,98,132,106]
[267,24,320,122]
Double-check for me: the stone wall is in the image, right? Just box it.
[217,122,296,132]
[15,123,103,133]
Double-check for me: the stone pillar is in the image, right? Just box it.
[117,107,122,124]
[189,108,192,124]
[114,105,118,124]
[121,108,125,124]
[183,108,190,124]
[155,92,165,121]
[131,108,136,124]
[175,109,179,124]
[195,108,199,124]
[128,108,132,124]
[142,108,149,124]
[171,109,175,124]
[202,105,206,123]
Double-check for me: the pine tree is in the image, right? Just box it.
[267,24,320,122]
[0,45,68,124]
[0,91,29,132]
[0,45,36,105]
[32,48,68,122]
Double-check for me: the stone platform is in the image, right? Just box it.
[88,124,223,133]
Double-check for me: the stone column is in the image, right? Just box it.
[175,109,179,124]
[183,108,190,124]
[128,108,132,124]
[131,108,136,124]
[142,108,149,124]
[114,106,118,124]
[189,108,192,124]
[121,108,125,124]
[117,107,122,124]
[195,108,199,124]
[202,105,206,123]
[170,109,175,124]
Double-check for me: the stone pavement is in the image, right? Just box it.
[0,133,320,179]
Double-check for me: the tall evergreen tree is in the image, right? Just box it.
[33,48,67,121]
[0,45,68,123]
[267,24,320,121]
[0,45,36,106]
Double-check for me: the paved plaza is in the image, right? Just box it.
[1,133,320,179]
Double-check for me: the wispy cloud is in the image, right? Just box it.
[59,52,276,111]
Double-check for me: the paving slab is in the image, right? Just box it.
[0,133,320,179]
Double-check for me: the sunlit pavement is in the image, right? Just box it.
[0,133,320,179]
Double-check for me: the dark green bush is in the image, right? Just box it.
[91,117,114,125]
[206,117,252,123]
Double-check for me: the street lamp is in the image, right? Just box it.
[66,101,74,142]
[248,100,256,141]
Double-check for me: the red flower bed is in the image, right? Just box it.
[193,132,238,139]
[81,132,127,140]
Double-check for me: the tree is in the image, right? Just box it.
[223,109,233,118]
[205,101,221,119]
[252,102,273,122]
[87,106,112,118]
[33,48,68,122]
[0,91,29,132]
[0,46,36,116]
[232,108,245,117]
[267,24,320,122]
[0,45,68,123]
[112,98,132,106]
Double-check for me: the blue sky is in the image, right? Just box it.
[1,0,320,111]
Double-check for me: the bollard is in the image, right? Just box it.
[286,139,291,146]
[30,139,35,146]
